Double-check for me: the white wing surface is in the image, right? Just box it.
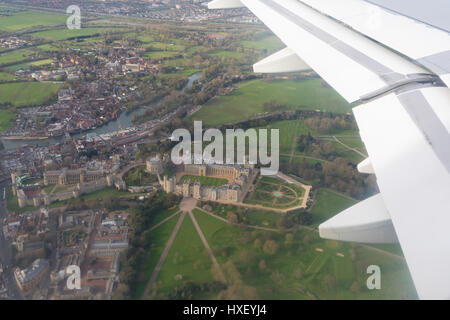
[209,0,450,299]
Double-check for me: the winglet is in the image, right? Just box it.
[208,0,244,9]
[253,47,311,73]
[357,157,375,174]
[319,193,398,244]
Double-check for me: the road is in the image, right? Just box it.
[0,180,23,299]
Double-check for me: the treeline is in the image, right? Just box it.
[113,191,181,299]
[304,114,356,134]
[280,157,378,200]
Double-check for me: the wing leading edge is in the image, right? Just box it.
[209,0,450,299]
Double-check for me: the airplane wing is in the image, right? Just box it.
[209,0,450,299]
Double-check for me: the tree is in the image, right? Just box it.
[263,240,279,255]
[258,259,267,272]
[284,233,294,248]
[227,212,238,224]
[350,281,361,293]
[253,238,262,250]
[322,274,336,291]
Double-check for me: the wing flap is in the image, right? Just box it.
[299,0,450,87]
[353,87,450,299]
[238,0,430,102]
[319,193,398,244]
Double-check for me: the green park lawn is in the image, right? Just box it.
[0,49,34,66]
[309,189,357,227]
[124,166,158,186]
[190,79,352,126]
[0,109,15,132]
[31,27,122,40]
[179,175,228,187]
[152,214,215,297]
[0,11,66,31]
[134,215,180,299]
[241,35,283,52]
[0,72,16,81]
[0,82,62,107]
[192,209,416,299]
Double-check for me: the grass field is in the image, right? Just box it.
[133,215,179,299]
[0,109,15,132]
[124,166,158,186]
[179,175,228,187]
[191,79,352,126]
[241,35,283,52]
[191,209,416,299]
[49,187,130,208]
[0,11,66,31]
[29,58,53,66]
[6,186,35,213]
[31,27,121,40]
[0,72,15,81]
[245,176,305,209]
[208,50,243,59]
[309,189,357,227]
[0,49,34,66]
[0,82,61,107]
[153,214,215,296]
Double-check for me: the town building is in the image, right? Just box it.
[14,259,49,292]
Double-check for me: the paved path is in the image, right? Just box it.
[332,135,367,158]
[141,211,187,299]
[189,211,226,283]
[280,153,331,163]
[276,172,312,209]
[197,207,279,233]
[149,211,180,232]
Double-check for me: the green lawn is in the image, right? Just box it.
[6,186,35,213]
[124,166,158,186]
[31,27,121,40]
[179,175,228,187]
[309,189,357,227]
[208,50,243,59]
[134,215,179,299]
[0,49,34,66]
[0,109,15,132]
[0,72,16,81]
[0,82,61,107]
[241,35,283,52]
[144,51,180,60]
[192,209,416,299]
[153,214,214,296]
[245,176,305,209]
[0,11,66,31]
[191,79,352,126]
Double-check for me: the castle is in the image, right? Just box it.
[11,171,126,208]
[161,162,257,203]
[43,168,104,186]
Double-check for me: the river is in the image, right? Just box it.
[1,72,202,150]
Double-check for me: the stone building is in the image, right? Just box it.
[162,163,256,203]
[44,168,104,186]
[14,259,49,292]
[146,157,163,174]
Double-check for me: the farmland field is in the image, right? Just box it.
[0,109,15,132]
[0,11,66,31]
[191,79,352,126]
[0,82,62,107]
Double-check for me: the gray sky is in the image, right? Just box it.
[366,0,450,33]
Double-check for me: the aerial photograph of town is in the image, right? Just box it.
[3,0,446,308]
